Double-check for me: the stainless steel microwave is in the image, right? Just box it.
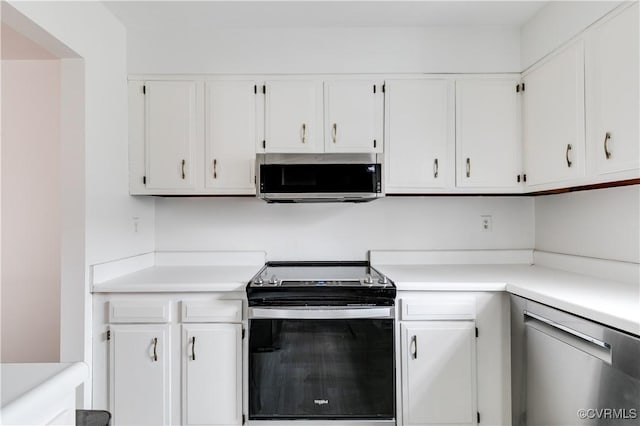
[256,155,383,203]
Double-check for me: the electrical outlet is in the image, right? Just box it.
[481,215,492,232]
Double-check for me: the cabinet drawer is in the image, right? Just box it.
[401,295,476,320]
[181,300,242,323]
[108,300,170,323]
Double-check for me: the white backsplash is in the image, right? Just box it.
[154,196,535,261]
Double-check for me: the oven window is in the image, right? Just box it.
[260,164,381,193]
[249,319,395,420]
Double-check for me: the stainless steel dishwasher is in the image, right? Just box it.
[511,295,640,426]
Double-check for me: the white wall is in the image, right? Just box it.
[520,1,621,69]
[4,1,155,404]
[535,185,640,264]
[155,197,534,260]
[1,60,61,362]
[128,26,521,74]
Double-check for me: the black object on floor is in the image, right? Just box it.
[76,409,111,426]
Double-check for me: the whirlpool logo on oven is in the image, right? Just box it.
[313,399,329,406]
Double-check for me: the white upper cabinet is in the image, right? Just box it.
[205,81,257,194]
[522,41,586,188]
[586,3,639,180]
[263,80,323,153]
[324,80,383,153]
[145,81,200,190]
[384,79,452,192]
[456,78,522,190]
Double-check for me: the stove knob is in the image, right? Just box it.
[253,277,264,286]
[378,275,389,285]
[269,275,280,285]
[364,274,374,284]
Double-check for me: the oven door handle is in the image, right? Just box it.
[248,307,394,319]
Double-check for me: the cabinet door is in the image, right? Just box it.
[324,80,383,153]
[456,79,522,189]
[401,321,477,426]
[587,3,639,177]
[523,41,586,187]
[205,81,257,194]
[384,80,452,192]
[109,325,171,426]
[264,80,323,153]
[182,324,242,426]
[145,81,198,190]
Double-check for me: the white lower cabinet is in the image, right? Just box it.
[182,324,243,426]
[401,321,477,426]
[398,293,510,426]
[109,324,172,426]
[99,297,245,426]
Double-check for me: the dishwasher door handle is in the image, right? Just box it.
[524,310,612,363]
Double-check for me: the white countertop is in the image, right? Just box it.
[92,264,262,293]
[374,263,640,336]
[1,362,88,424]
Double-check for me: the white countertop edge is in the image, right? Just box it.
[92,282,248,293]
[506,284,640,336]
[92,251,266,285]
[370,249,533,265]
[1,362,88,425]
[395,282,508,291]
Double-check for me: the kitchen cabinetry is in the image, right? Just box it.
[205,81,257,194]
[182,324,243,426]
[263,80,323,153]
[144,81,199,190]
[586,3,639,181]
[522,41,586,188]
[109,324,171,426]
[181,299,243,426]
[98,297,244,426]
[384,79,453,192]
[399,295,478,426]
[324,80,384,153]
[401,321,477,426]
[456,78,522,190]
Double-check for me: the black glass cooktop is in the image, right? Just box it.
[246,261,396,307]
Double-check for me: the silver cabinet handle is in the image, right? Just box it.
[604,132,611,159]
[433,158,439,178]
[181,159,186,180]
[191,336,196,361]
[466,158,471,178]
[332,123,337,143]
[301,123,307,144]
[411,335,417,359]
[566,144,572,167]
[152,337,158,362]
[213,159,217,179]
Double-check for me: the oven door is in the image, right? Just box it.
[248,307,395,422]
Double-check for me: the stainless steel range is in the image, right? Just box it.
[246,261,396,425]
